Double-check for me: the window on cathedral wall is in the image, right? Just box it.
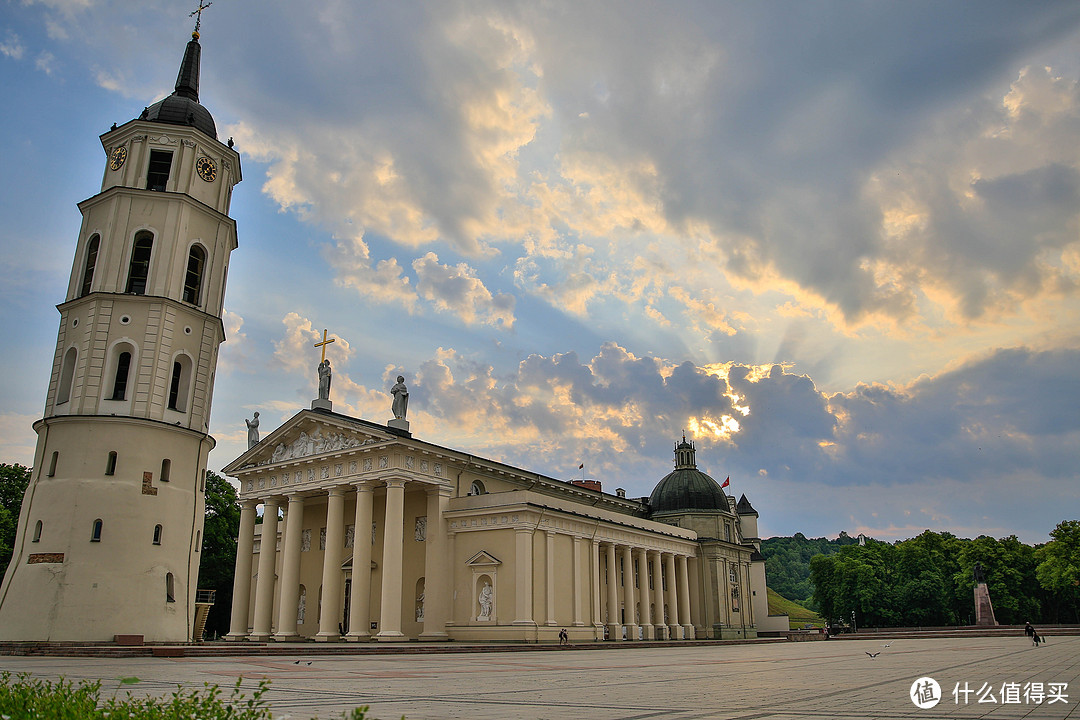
[160,459,171,483]
[33,520,42,543]
[91,519,103,542]
[166,572,175,602]
[105,451,117,476]
[153,524,163,545]
[47,451,59,477]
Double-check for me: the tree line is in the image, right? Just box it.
[808,525,1080,627]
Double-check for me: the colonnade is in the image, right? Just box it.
[225,476,451,643]
[225,479,699,642]
[600,541,695,640]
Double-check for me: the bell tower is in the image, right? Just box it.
[0,23,240,642]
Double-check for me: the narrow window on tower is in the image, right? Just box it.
[166,572,175,602]
[125,232,153,294]
[167,355,192,412]
[153,524,162,545]
[47,451,58,477]
[33,520,42,543]
[91,519,103,542]
[57,347,77,404]
[111,352,132,400]
[105,451,117,476]
[168,362,182,410]
[146,150,173,192]
[160,459,171,483]
[80,234,100,296]
[196,530,202,552]
[183,245,206,304]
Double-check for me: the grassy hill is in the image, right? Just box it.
[767,587,824,629]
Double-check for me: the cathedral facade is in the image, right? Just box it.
[224,404,788,642]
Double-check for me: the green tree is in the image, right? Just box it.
[197,471,240,639]
[1035,520,1080,622]
[0,464,31,581]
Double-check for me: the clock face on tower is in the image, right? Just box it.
[109,146,127,171]
[196,156,217,182]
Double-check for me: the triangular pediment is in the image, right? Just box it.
[466,551,501,567]
[224,410,391,472]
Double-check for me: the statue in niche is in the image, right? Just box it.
[416,592,425,622]
[318,359,332,400]
[478,581,493,620]
[297,586,306,624]
[391,375,409,419]
[245,412,260,449]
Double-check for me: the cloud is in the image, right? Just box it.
[412,252,515,328]
[0,32,24,60]
[34,51,56,74]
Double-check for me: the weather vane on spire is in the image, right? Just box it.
[190,1,213,37]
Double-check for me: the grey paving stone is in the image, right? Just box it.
[0,636,1076,719]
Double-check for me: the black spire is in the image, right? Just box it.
[173,34,202,102]
[142,31,217,139]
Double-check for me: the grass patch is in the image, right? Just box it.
[0,672,380,719]
[767,587,824,629]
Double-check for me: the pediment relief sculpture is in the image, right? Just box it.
[248,425,382,467]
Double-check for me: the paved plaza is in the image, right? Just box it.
[1,635,1077,719]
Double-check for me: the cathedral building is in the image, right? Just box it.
[224,396,788,642]
[0,25,240,642]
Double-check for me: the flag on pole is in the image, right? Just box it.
[721,476,730,488]
[579,463,584,469]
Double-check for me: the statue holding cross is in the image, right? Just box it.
[314,329,335,402]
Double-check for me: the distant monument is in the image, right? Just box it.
[972,562,998,626]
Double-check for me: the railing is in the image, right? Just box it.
[195,589,216,604]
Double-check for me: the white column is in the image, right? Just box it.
[572,535,584,627]
[590,539,603,631]
[678,555,695,639]
[545,529,556,626]
[636,548,654,639]
[420,485,451,640]
[376,478,407,641]
[649,551,666,640]
[513,527,534,625]
[446,530,457,626]
[274,493,305,640]
[605,543,620,640]
[249,498,279,641]
[622,545,638,640]
[226,500,258,640]
[346,481,374,641]
[664,552,681,639]
[316,486,346,641]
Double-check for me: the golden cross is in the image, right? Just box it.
[314,329,336,363]
[190,1,213,35]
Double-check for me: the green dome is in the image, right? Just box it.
[648,439,729,514]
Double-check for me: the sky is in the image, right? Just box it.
[2,1,1079,545]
